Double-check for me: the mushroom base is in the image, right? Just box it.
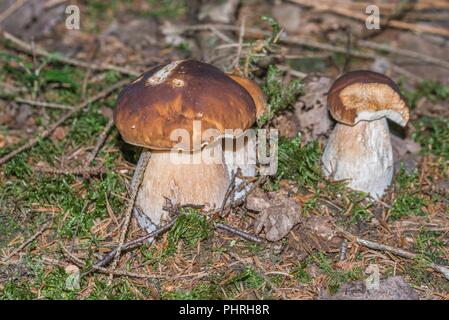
[223,134,257,201]
[133,148,229,233]
[321,118,393,199]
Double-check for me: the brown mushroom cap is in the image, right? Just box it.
[226,73,267,118]
[114,60,256,151]
[327,70,409,126]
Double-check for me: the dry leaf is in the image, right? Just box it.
[51,126,66,141]
[254,199,301,242]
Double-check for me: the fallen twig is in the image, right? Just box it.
[33,165,105,176]
[357,40,449,69]
[85,118,115,165]
[1,220,51,264]
[88,217,177,273]
[174,24,449,70]
[288,0,449,38]
[108,151,151,282]
[13,98,74,110]
[215,223,262,243]
[219,169,239,217]
[0,0,28,24]
[0,79,128,166]
[1,31,140,76]
[335,226,449,281]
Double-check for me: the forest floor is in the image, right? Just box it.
[0,0,449,300]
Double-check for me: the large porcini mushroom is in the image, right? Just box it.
[224,74,268,199]
[321,70,410,199]
[114,60,258,233]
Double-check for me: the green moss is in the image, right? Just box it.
[399,79,449,109]
[258,65,302,126]
[163,283,223,300]
[311,252,364,294]
[276,134,322,188]
[346,191,372,224]
[413,116,449,160]
[225,266,265,289]
[144,0,187,18]
[292,262,312,284]
[390,166,428,220]
[164,209,212,255]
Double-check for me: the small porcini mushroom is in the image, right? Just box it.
[114,60,256,232]
[322,70,410,199]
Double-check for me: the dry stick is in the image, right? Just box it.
[93,198,263,273]
[84,118,114,165]
[357,40,449,70]
[321,0,449,11]
[215,223,262,243]
[177,24,449,70]
[13,98,74,110]
[33,165,105,176]
[108,151,151,283]
[281,36,377,60]
[233,15,246,70]
[60,245,163,280]
[0,0,28,24]
[336,227,449,281]
[0,79,127,166]
[33,119,114,175]
[1,31,140,77]
[90,218,177,272]
[287,0,449,37]
[1,220,51,264]
[219,169,238,217]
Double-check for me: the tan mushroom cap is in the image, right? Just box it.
[114,60,257,151]
[226,73,267,118]
[327,70,410,126]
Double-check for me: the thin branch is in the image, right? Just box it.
[108,151,151,282]
[174,24,449,69]
[357,40,449,69]
[233,15,246,70]
[89,216,177,272]
[33,165,105,176]
[219,169,238,217]
[215,223,262,243]
[335,226,449,281]
[1,31,140,76]
[85,118,115,165]
[287,0,449,38]
[1,220,51,264]
[0,0,28,24]
[13,98,74,110]
[0,79,128,166]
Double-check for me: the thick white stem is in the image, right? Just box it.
[132,148,229,233]
[223,133,258,201]
[322,118,393,199]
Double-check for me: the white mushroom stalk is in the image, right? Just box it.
[132,148,228,234]
[321,70,410,199]
[322,118,393,199]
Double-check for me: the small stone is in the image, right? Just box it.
[51,126,66,141]
[245,189,272,212]
[254,199,301,242]
[322,276,419,300]
[64,264,79,275]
